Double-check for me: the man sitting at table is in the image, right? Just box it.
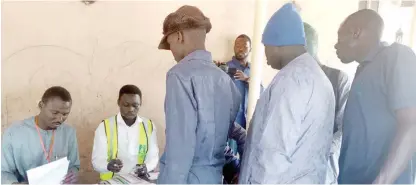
[92,85,159,181]
[1,86,80,184]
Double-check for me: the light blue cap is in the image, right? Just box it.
[262,3,306,46]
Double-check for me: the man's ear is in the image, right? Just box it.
[178,31,185,43]
[352,27,362,39]
[38,100,44,109]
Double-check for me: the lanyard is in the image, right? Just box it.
[35,116,55,163]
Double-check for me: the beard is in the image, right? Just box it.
[235,53,247,60]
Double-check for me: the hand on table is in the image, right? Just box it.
[135,164,148,177]
[107,159,123,173]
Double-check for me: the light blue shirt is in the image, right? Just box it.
[157,50,242,184]
[339,43,416,184]
[239,53,335,184]
[1,116,80,184]
[226,58,264,129]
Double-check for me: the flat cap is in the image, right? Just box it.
[158,5,212,50]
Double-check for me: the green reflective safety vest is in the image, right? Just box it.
[99,115,153,181]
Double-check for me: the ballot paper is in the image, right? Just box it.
[27,157,70,185]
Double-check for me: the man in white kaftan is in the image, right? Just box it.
[238,3,335,184]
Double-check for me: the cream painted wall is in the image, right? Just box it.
[1,0,359,182]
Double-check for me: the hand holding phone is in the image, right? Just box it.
[228,68,237,76]
[233,70,249,82]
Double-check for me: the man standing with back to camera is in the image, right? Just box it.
[239,3,335,183]
[156,5,241,184]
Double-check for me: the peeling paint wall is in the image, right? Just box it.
[1,0,358,183]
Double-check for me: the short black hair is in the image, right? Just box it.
[119,84,142,100]
[236,34,252,45]
[41,86,72,103]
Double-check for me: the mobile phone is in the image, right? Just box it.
[228,68,237,76]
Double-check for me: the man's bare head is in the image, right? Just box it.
[335,9,384,63]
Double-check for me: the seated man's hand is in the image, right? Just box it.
[135,164,148,177]
[61,171,78,184]
[107,159,123,173]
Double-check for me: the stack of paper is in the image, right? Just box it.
[27,157,69,185]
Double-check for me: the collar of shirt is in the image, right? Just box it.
[287,52,313,66]
[355,42,389,76]
[362,42,389,63]
[116,112,143,128]
[230,57,250,69]
[180,50,212,63]
[270,52,314,83]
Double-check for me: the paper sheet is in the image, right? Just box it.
[27,157,70,185]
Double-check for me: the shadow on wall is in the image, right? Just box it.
[226,37,235,61]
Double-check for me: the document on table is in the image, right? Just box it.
[27,157,69,185]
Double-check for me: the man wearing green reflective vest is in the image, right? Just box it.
[92,85,159,181]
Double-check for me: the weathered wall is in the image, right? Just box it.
[1,0,359,183]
